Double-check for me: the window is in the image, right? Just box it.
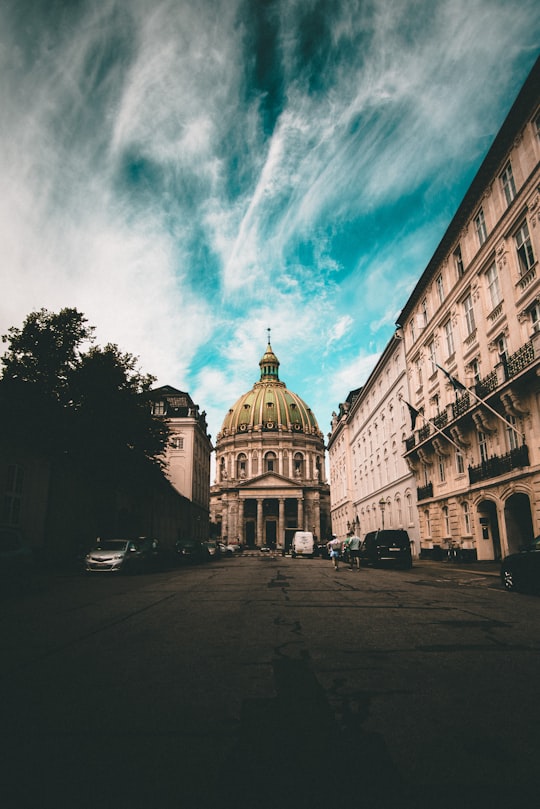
[424,509,431,537]
[470,359,481,384]
[293,453,304,476]
[456,450,465,475]
[474,208,488,246]
[265,452,276,472]
[170,436,184,450]
[444,319,455,358]
[406,493,414,525]
[506,415,519,452]
[478,431,488,463]
[428,341,437,375]
[443,506,450,537]
[500,162,516,206]
[515,222,535,275]
[237,453,247,477]
[415,358,423,389]
[3,465,23,526]
[486,263,501,308]
[436,274,444,304]
[530,303,540,333]
[453,245,465,278]
[462,502,471,535]
[438,456,445,483]
[497,334,508,364]
[152,400,166,416]
[410,318,416,343]
[420,298,428,327]
[463,293,476,336]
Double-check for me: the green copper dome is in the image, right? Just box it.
[219,341,321,437]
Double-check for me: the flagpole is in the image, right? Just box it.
[400,397,463,453]
[418,412,464,453]
[436,363,525,441]
[464,385,525,441]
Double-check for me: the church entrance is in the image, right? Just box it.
[245,520,256,548]
[265,520,277,548]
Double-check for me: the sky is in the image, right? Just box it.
[1,0,539,461]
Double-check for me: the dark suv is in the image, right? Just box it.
[360,529,413,569]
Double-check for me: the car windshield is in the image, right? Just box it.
[92,540,130,551]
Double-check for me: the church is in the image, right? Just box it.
[210,337,330,551]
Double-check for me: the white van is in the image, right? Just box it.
[291,531,314,558]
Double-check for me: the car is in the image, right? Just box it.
[203,540,221,559]
[175,539,209,564]
[500,536,540,593]
[0,526,33,574]
[222,543,242,554]
[360,529,413,569]
[85,537,159,573]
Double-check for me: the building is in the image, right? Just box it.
[328,333,421,554]
[210,340,330,550]
[148,386,213,541]
[396,56,540,561]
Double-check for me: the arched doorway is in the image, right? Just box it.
[504,493,533,556]
[476,500,502,561]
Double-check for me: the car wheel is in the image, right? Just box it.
[501,567,517,591]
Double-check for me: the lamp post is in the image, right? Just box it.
[379,498,386,530]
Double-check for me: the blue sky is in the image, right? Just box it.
[1,0,539,454]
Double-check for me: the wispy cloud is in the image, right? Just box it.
[1,0,539,447]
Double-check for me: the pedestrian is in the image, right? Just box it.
[346,530,361,570]
[327,534,342,570]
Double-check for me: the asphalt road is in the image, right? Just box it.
[1,554,539,809]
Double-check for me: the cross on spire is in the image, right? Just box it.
[267,326,271,344]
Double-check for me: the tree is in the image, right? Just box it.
[0,308,169,477]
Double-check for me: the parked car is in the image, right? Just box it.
[360,529,413,569]
[500,536,540,593]
[85,537,159,573]
[204,540,221,559]
[222,543,242,554]
[175,539,209,564]
[0,526,33,574]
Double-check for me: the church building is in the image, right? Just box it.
[210,338,330,550]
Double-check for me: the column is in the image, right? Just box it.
[238,498,244,544]
[278,498,285,550]
[297,497,304,531]
[257,498,264,547]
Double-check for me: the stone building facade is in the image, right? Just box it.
[397,57,540,561]
[327,334,421,555]
[210,341,330,550]
[148,386,213,541]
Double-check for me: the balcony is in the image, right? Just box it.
[452,392,470,419]
[405,435,416,451]
[506,340,535,379]
[417,482,433,500]
[433,410,448,429]
[418,424,431,441]
[468,444,530,484]
[475,370,498,398]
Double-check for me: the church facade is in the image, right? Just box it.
[210,340,330,550]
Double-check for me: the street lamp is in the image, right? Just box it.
[379,498,386,529]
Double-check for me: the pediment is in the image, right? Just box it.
[238,472,300,490]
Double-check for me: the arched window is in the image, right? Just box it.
[396,497,402,526]
[265,451,277,472]
[424,508,431,537]
[293,453,304,477]
[236,453,247,478]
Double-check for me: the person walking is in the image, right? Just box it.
[346,530,361,570]
[327,535,343,571]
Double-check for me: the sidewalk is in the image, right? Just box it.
[416,558,501,577]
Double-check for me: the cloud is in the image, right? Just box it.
[1,0,539,447]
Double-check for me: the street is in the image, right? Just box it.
[1,554,539,809]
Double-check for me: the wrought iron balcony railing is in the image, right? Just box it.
[468,444,529,484]
[417,482,433,500]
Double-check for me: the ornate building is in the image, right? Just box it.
[210,339,330,549]
[148,386,213,541]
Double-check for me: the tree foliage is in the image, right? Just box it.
[0,308,169,481]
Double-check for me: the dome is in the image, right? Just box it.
[219,341,321,437]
